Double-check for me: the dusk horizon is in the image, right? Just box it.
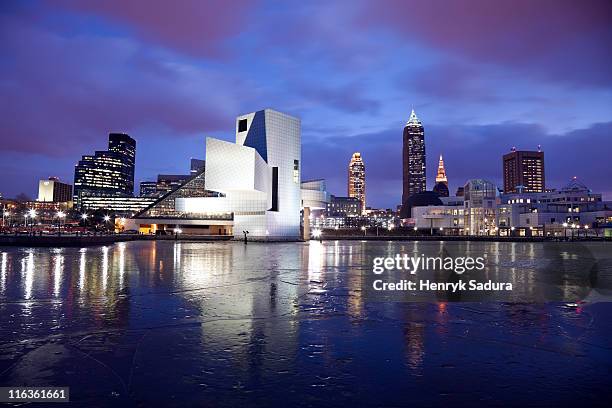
[1,0,611,207]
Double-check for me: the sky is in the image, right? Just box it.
[1,0,611,208]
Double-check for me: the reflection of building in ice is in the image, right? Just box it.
[168,242,301,376]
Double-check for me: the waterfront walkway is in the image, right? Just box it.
[0,233,608,247]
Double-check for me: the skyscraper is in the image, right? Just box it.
[402,109,426,205]
[348,152,366,214]
[433,154,449,197]
[73,133,136,209]
[503,148,545,193]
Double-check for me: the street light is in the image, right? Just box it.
[312,228,322,241]
[361,225,366,236]
[56,211,66,235]
[81,213,88,220]
[103,215,111,222]
[27,209,37,234]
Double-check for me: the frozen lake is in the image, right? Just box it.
[1,240,611,407]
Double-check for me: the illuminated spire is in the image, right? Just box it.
[406,109,421,126]
[435,154,447,184]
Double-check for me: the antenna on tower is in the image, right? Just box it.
[511,146,516,152]
[537,144,541,152]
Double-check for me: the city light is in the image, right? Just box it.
[28,209,37,218]
[388,223,394,231]
[103,215,111,222]
[584,225,589,229]
[81,214,88,220]
[511,226,515,231]
[360,226,366,231]
[562,222,568,227]
[173,227,182,234]
[413,226,417,231]
[312,229,322,238]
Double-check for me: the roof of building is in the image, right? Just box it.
[406,109,422,126]
[561,177,589,193]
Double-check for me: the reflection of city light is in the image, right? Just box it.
[53,252,63,297]
[23,251,34,300]
[1,252,7,295]
[102,246,109,291]
[118,242,126,289]
[79,248,87,293]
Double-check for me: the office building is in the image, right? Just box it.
[402,109,426,201]
[348,152,366,214]
[38,177,72,203]
[127,109,302,239]
[326,195,362,217]
[73,133,136,208]
[503,148,545,193]
[139,181,158,197]
[156,174,191,195]
[433,154,449,197]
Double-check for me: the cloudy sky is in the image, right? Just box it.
[1,0,611,208]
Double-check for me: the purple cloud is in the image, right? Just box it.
[361,0,612,87]
[52,0,257,58]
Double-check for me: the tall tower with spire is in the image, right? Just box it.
[433,154,449,197]
[401,109,426,216]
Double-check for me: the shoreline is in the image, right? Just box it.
[0,233,609,247]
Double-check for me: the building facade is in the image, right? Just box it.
[38,177,72,203]
[402,109,426,204]
[463,179,499,235]
[497,177,611,236]
[73,133,136,209]
[503,148,545,193]
[326,195,362,217]
[139,181,158,197]
[348,152,366,214]
[80,195,157,215]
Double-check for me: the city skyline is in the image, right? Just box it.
[1,1,611,208]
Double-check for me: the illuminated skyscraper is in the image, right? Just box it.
[433,154,449,197]
[402,109,426,203]
[503,147,545,193]
[348,152,366,214]
[73,133,136,209]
